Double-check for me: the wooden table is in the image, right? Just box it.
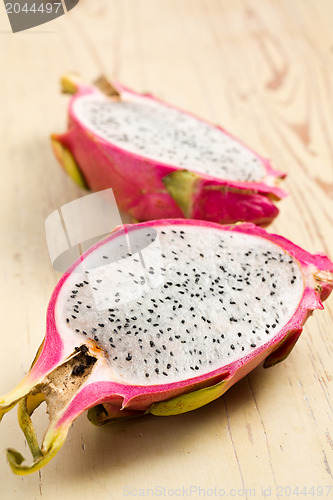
[0,1,332,498]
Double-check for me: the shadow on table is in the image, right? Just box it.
[59,363,271,482]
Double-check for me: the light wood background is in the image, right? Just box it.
[0,1,332,498]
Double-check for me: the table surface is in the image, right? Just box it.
[0,1,332,498]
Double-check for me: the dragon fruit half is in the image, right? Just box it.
[51,75,286,226]
[1,219,332,474]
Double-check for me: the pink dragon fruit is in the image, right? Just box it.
[1,219,332,474]
[51,75,286,226]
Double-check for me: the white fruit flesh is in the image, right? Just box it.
[73,95,266,182]
[55,225,304,385]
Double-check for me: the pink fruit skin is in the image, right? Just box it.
[52,82,286,226]
[26,220,332,430]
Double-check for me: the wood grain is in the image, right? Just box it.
[0,0,332,498]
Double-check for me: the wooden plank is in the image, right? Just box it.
[0,0,332,497]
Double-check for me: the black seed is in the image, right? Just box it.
[126,353,132,361]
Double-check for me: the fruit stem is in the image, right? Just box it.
[3,390,70,475]
[1,345,98,474]
[60,73,121,98]
[6,427,68,475]
[93,75,121,98]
